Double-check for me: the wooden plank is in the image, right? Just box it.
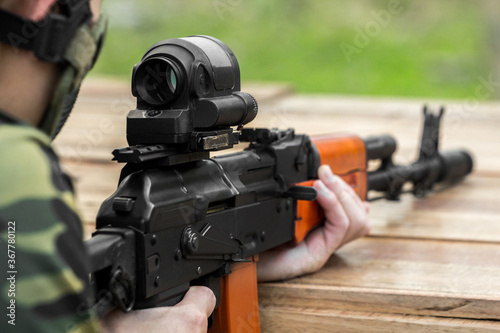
[259,285,500,321]
[57,78,500,177]
[57,108,500,176]
[369,176,500,242]
[259,306,500,333]
[259,237,500,321]
[272,95,500,121]
[251,110,500,177]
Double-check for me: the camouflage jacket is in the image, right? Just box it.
[0,111,100,332]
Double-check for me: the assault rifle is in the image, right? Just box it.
[85,36,473,332]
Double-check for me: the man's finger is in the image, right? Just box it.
[318,165,365,211]
[313,180,350,251]
[318,166,366,224]
[314,180,348,225]
[178,286,216,318]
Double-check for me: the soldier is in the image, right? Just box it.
[0,1,370,332]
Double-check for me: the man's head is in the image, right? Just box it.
[0,0,105,137]
[0,0,61,127]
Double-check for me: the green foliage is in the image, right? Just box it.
[92,0,493,99]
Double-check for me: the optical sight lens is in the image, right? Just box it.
[135,57,181,106]
[169,69,177,91]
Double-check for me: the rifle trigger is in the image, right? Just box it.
[284,186,318,201]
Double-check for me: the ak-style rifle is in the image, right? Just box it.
[85,36,473,332]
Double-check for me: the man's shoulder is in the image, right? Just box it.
[0,118,99,333]
[0,118,51,149]
[0,120,75,211]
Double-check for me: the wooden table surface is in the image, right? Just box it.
[56,78,500,332]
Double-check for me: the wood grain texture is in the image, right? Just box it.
[259,306,500,333]
[259,237,500,320]
[369,176,500,242]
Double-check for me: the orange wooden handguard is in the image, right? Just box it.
[294,134,367,243]
[209,255,260,333]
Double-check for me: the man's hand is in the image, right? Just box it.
[101,286,216,333]
[257,165,371,281]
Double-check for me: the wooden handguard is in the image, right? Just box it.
[294,134,367,243]
[209,256,260,333]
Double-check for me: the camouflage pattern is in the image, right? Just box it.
[0,111,100,332]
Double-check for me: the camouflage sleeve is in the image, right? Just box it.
[0,123,100,332]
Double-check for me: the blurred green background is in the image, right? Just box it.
[92,0,500,100]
